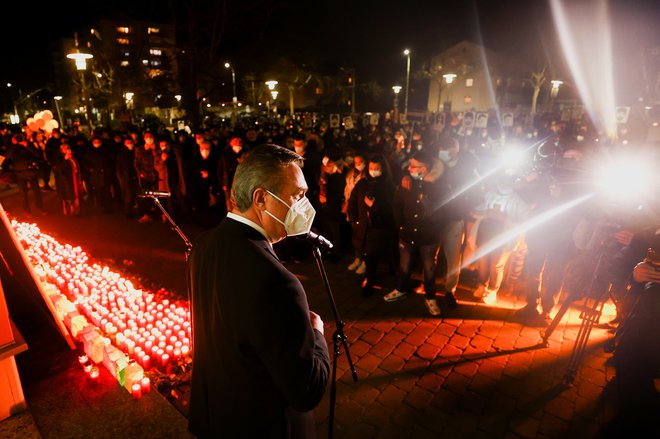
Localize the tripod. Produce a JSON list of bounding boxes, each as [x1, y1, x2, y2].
[[310, 246, 358, 439], [541, 236, 617, 384]]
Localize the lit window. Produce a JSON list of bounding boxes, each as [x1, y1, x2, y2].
[[123, 51, 130, 57], [120, 61, 129, 67], [464, 96, 472, 104], [148, 27, 160, 34], [148, 69, 163, 78], [315, 87, 322, 95], [142, 60, 149, 65], [116, 27, 130, 34], [466, 78, 474, 87], [149, 49, 162, 56], [117, 38, 129, 45], [150, 60, 161, 66]]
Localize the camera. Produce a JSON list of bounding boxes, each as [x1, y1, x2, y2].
[[645, 248, 660, 272]]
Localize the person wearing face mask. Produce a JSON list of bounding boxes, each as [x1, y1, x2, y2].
[[54, 143, 84, 216], [217, 136, 245, 213], [343, 152, 368, 273], [292, 134, 322, 211], [188, 144, 329, 438], [115, 137, 139, 218], [317, 150, 346, 262], [471, 172, 530, 305], [82, 136, 112, 213], [385, 151, 443, 316], [134, 132, 160, 222], [428, 135, 482, 307], [154, 138, 191, 223], [188, 140, 221, 227], [347, 154, 396, 297]]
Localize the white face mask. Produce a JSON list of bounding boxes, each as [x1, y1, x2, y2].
[[369, 170, 382, 178], [438, 150, 452, 162], [294, 146, 305, 155], [232, 145, 242, 154], [411, 172, 424, 181], [355, 163, 366, 172], [200, 150, 210, 159], [264, 190, 316, 236]]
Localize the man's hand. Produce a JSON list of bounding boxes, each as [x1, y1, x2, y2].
[[364, 196, 374, 208], [200, 170, 209, 179], [632, 262, 660, 284], [309, 311, 324, 334]]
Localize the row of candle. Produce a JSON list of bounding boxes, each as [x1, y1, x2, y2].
[[11, 219, 192, 394]]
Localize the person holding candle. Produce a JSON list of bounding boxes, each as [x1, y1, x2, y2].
[[188, 144, 330, 438]]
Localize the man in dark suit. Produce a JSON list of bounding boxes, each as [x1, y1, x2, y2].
[[188, 144, 330, 438]]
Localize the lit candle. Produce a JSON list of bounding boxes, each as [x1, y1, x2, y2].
[[78, 354, 89, 365], [140, 377, 151, 394], [142, 355, 151, 369], [131, 383, 142, 399], [160, 353, 170, 368], [89, 366, 100, 379], [181, 345, 190, 356]]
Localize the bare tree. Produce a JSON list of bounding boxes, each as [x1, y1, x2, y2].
[[529, 66, 547, 122]]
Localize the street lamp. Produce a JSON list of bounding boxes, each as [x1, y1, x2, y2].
[[550, 79, 563, 98], [66, 32, 93, 127], [224, 62, 237, 105], [392, 85, 402, 124], [53, 96, 63, 125], [403, 49, 411, 115], [265, 80, 278, 91]]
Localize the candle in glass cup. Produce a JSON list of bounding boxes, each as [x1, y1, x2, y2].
[[140, 377, 151, 394], [131, 383, 142, 399]]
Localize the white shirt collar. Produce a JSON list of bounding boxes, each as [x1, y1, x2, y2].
[[227, 212, 271, 245]]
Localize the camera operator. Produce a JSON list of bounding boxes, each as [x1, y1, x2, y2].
[[603, 230, 660, 437]]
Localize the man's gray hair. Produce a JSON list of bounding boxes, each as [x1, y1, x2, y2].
[[231, 144, 303, 212]]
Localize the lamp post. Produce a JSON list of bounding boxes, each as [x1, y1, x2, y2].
[[442, 73, 457, 113], [392, 85, 402, 124], [403, 49, 411, 115], [224, 62, 237, 106], [66, 33, 93, 127], [550, 79, 563, 110], [265, 80, 278, 116], [53, 96, 63, 125]]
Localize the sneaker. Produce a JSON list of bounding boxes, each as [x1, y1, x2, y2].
[[425, 299, 442, 316], [383, 289, 407, 303], [482, 288, 497, 305], [355, 261, 366, 274], [138, 214, 152, 223], [473, 284, 486, 299], [347, 258, 361, 271]]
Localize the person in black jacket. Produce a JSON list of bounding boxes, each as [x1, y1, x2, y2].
[[115, 137, 139, 218], [347, 154, 396, 297], [385, 151, 442, 316], [7, 133, 44, 216], [188, 144, 329, 438]]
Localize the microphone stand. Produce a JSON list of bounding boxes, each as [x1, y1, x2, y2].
[[310, 245, 358, 439], [146, 195, 194, 348]]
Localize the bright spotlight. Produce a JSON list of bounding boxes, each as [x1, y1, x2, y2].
[[595, 157, 654, 200]]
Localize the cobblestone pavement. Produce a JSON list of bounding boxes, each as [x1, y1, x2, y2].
[[294, 259, 620, 439], [0, 188, 622, 438]]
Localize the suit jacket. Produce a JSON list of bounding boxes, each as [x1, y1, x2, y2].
[[188, 217, 330, 438]]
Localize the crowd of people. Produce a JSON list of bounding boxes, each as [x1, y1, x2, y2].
[[0, 110, 658, 433]]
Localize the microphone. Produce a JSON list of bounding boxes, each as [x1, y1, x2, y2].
[[299, 231, 334, 251], [137, 190, 171, 198]]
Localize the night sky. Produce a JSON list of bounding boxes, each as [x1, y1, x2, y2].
[[1, 0, 659, 106]]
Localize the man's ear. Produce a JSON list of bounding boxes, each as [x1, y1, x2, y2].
[[253, 188, 267, 210]]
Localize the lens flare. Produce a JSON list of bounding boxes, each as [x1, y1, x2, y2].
[[550, 0, 618, 139]]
